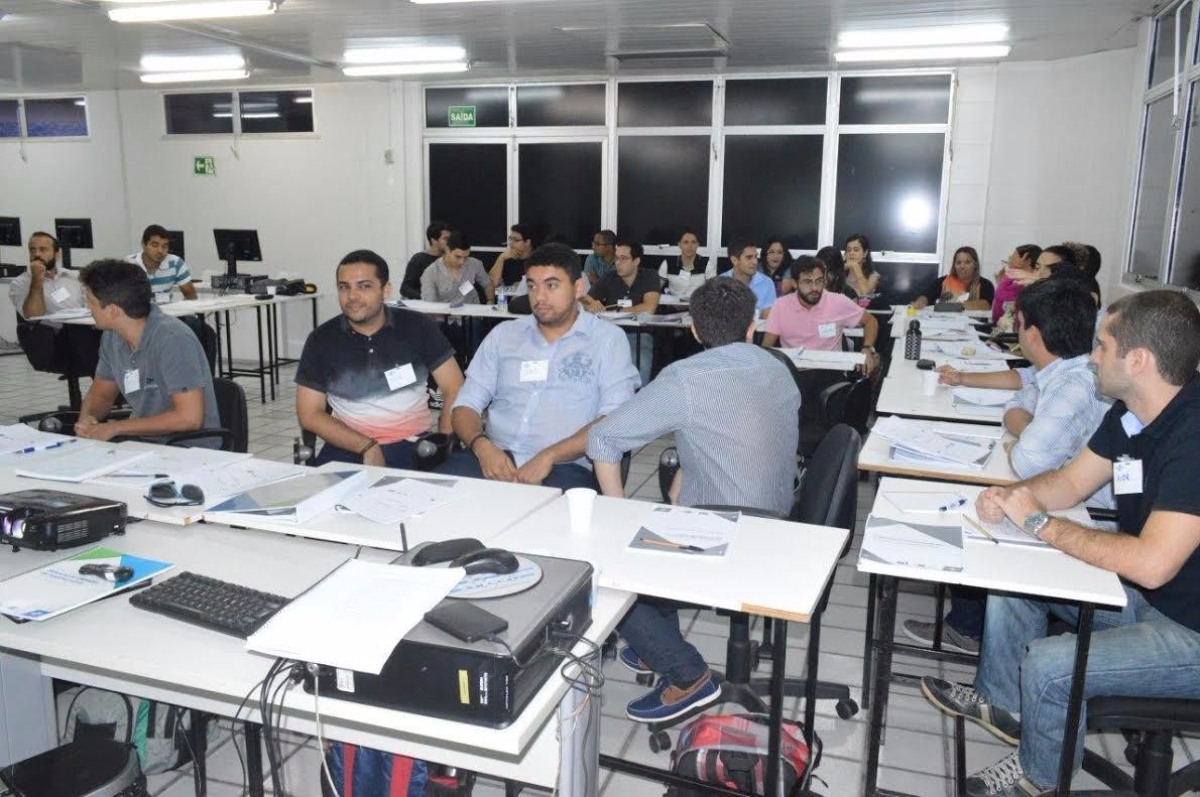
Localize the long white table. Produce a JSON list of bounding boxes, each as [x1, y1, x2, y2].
[[876, 358, 1014, 423], [858, 419, 1019, 486]]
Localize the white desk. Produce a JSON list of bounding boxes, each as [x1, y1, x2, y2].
[[203, 461, 561, 551], [858, 420, 1019, 486], [778, 347, 867, 372], [876, 359, 1013, 424]]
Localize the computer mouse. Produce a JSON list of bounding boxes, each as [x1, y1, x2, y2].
[[449, 548, 519, 576], [79, 563, 135, 583], [411, 538, 485, 566]]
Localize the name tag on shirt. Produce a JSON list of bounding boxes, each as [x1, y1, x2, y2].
[[123, 369, 141, 395], [385, 363, 417, 391], [51, 286, 70, 304], [154, 292, 171, 305], [520, 360, 549, 383], [458, 282, 474, 297], [1114, 457, 1143, 496], [617, 299, 632, 308], [818, 322, 838, 339]]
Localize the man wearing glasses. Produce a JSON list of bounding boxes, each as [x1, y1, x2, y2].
[[583, 229, 617, 282], [761, 254, 879, 374], [489, 223, 535, 291]]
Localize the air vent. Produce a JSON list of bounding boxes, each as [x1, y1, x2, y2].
[[558, 22, 729, 62]]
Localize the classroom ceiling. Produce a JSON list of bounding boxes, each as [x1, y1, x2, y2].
[[0, 0, 1158, 92]]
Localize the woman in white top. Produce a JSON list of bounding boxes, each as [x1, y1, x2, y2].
[[659, 229, 715, 298], [843, 233, 880, 300]]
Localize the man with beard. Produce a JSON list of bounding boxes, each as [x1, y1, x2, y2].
[[10, 232, 83, 320], [440, 242, 639, 490], [126, 224, 197, 300], [761, 255, 879, 375], [295, 249, 464, 468]]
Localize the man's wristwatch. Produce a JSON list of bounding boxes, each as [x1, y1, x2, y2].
[[1023, 511, 1051, 537], [862, 345, 875, 353]]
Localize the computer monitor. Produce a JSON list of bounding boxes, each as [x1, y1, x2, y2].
[[213, 229, 261, 277], [0, 217, 20, 248], [54, 218, 93, 269], [166, 230, 185, 261]]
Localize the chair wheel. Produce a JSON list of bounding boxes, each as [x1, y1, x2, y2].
[[636, 673, 655, 686], [836, 699, 858, 719], [649, 731, 672, 753]]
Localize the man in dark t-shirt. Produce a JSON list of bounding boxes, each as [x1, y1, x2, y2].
[[582, 241, 661, 385], [918, 290, 1200, 797], [399, 221, 452, 300], [296, 249, 464, 468]]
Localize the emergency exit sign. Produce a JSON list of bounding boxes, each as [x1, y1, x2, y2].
[[448, 105, 476, 127], [193, 156, 216, 176]]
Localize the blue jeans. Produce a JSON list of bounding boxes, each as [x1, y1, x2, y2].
[[975, 586, 1200, 789], [945, 585, 986, 638], [434, 449, 598, 491], [618, 599, 709, 687], [314, 439, 418, 470]]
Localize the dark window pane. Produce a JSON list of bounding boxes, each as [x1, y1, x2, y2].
[[1150, 11, 1178, 86], [724, 78, 827, 126], [0, 100, 18, 137], [425, 86, 508, 128], [834, 133, 946, 254], [722, 135, 822, 248], [165, 93, 234, 135], [1130, 97, 1175, 277], [519, 142, 602, 249], [617, 135, 709, 244], [1170, 88, 1200, 289], [429, 143, 508, 247], [618, 81, 712, 127], [839, 75, 951, 125], [517, 84, 606, 126], [24, 98, 88, 137], [239, 90, 313, 133]]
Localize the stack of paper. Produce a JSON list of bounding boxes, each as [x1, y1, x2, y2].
[[206, 469, 372, 524], [190, 458, 306, 504], [937, 341, 1010, 360], [942, 358, 1010, 373], [784, 349, 865, 367], [391, 299, 452, 313], [0, 546, 174, 622], [871, 416, 996, 470], [859, 515, 964, 572], [28, 308, 92, 322], [628, 505, 738, 557], [91, 447, 254, 488], [960, 503, 1094, 548], [15, 447, 151, 482], [951, 387, 1017, 419], [336, 476, 462, 525]]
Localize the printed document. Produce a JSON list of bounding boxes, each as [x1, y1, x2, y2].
[[0, 546, 173, 622], [337, 476, 461, 525], [628, 505, 738, 557], [860, 515, 964, 572], [15, 447, 151, 482], [92, 447, 254, 488], [0, 424, 80, 456]]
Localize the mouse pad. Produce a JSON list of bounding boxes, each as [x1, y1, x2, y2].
[[446, 555, 543, 599]]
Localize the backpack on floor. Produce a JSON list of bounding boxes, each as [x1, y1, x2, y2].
[[668, 713, 822, 797], [322, 742, 475, 797]]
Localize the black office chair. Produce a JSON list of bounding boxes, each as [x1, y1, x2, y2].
[[640, 424, 862, 752], [295, 424, 464, 473], [16, 318, 102, 411], [1078, 697, 1200, 797], [763, 347, 871, 461]]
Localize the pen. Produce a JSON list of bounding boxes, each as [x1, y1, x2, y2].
[[963, 514, 1000, 545], [109, 472, 170, 478], [938, 497, 968, 513], [639, 538, 705, 553]]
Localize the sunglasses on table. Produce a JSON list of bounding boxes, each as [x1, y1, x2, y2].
[[145, 481, 205, 508]]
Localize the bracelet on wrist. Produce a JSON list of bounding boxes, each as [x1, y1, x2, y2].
[[468, 434, 488, 454], [359, 439, 379, 457]]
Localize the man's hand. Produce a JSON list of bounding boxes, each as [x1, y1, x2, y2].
[[28, 260, 47, 282], [937, 366, 965, 386], [1007, 267, 1038, 287], [362, 445, 385, 468], [580, 296, 603, 314], [857, 351, 878, 376], [516, 450, 554, 485], [976, 487, 1009, 523], [994, 485, 1046, 528], [475, 440, 519, 482], [75, 420, 116, 442]]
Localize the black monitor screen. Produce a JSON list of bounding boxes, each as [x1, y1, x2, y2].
[[0, 217, 20, 248], [166, 230, 185, 260], [213, 229, 262, 263], [54, 218, 93, 249]]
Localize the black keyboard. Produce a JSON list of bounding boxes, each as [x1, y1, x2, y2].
[[130, 571, 290, 638]]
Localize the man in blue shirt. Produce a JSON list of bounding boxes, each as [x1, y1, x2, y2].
[[719, 236, 775, 318], [583, 229, 616, 282], [439, 243, 640, 490]]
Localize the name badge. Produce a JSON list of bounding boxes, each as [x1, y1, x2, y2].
[[520, 360, 549, 382], [266, 285, 277, 296], [51, 286, 70, 304], [617, 298, 632, 308], [818, 322, 838, 339], [458, 282, 474, 297], [385, 363, 417, 391], [1113, 457, 1143, 496], [123, 369, 141, 395], [154, 292, 171, 305]]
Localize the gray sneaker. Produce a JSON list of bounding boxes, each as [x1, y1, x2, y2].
[[902, 619, 981, 655], [965, 752, 1052, 797], [920, 677, 1021, 745]]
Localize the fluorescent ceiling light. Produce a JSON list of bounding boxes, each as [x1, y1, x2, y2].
[[835, 45, 1011, 63], [109, 1, 278, 23], [342, 62, 469, 77], [409, 0, 553, 4], [294, 95, 313, 103], [343, 46, 465, 64], [141, 54, 245, 72], [73, 99, 87, 106], [838, 23, 1008, 49], [139, 68, 250, 83]]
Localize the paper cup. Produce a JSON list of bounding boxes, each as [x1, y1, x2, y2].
[[922, 370, 940, 396], [565, 488, 597, 535]]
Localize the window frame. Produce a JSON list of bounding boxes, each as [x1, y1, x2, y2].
[[0, 94, 91, 142], [161, 87, 317, 138]]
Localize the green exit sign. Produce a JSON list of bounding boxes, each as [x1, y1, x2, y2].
[[193, 156, 216, 176], [448, 105, 476, 127]]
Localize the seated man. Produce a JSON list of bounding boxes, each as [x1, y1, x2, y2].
[[420, 232, 492, 305], [74, 260, 219, 446], [761, 255, 879, 375], [296, 250, 464, 468], [440, 242, 639, 490], [717, 237, 775, 318], [126, 224, 197, 300], [919, 289, 1200, 797], [488, 223, 534, 292], [904, 279, 1112, 655], [400, 220, 451, 300], [583, 229, 616, 282], [10, 231, 83, 320], [581, 241, 660, 386], [587, 278, 800, 722]]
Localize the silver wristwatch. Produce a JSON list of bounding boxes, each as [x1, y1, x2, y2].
[[1023, 511, 1050, 537]]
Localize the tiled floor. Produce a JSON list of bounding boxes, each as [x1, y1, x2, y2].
[[0, 354, 1193, 796]]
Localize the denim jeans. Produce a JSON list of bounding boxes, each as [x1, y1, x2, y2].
[[618, 599, 709, 687], [435, 449, 598, 491], [314, 439, 418, 470], [975, 586, 1200, 789], [945, 585, 987, 638]]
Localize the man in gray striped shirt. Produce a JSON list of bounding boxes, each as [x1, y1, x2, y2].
[[587, 278, 801, 723]]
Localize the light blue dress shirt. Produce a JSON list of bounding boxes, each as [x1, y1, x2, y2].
[[453, 307, 640, 467], [717, 270, 776, 312]]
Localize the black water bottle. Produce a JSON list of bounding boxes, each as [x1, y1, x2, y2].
[[904, 319, 922, 360]]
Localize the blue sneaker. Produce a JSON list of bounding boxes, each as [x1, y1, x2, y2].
[[618, 646, 654, 676], [626, 671, 721, 723]]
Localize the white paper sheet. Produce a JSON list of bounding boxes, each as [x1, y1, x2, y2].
[[191, 459, 306, 504], [15, 447, 151, 482], [337, 476, 461, 525], [951, 387, 1018, 406], [246, 560, 465, 674], [28, 308, 92, 322], [0, 424, 83, 456], [92, 447, 253, 488], [628, 505, 738, 557], [942, 358, 1011, 373], [880, 490, 970, 514], [860, 515, 964, 572]]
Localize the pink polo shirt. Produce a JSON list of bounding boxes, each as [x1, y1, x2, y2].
[[764, 290, 866, 350]]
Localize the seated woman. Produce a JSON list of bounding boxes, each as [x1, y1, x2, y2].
[[992, 243, 1042, 323], [658, 229, 712, 298], [816, 245, 852, 298], [1010, 244, 1102, 307], [913, 246, 994, 310], [758, 236, 795, 296], [843, 234, 879, 302]]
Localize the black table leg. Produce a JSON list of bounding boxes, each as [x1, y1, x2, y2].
[[863, 575, 898, 796], [863, 573, 878, 711], [269, 303, 280, 386], [244, 722, 265, 797], [1057, 603, 1095, 795], [766, 617, 788, 797], [223, 310, 234, 379], [803, 609, 821, 790], [189, 710, 208, 796], [254, 305, 267, 403]]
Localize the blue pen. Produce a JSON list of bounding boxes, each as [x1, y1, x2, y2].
[[938, 497, 968, 513]]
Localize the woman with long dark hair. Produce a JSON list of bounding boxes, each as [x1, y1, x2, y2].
[[914, 246, 994, 310], [758, 236, 795, 296], [843, 234, 879, 300]]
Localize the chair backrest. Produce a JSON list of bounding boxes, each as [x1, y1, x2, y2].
[[794, 424, 861, 537], [212, 378, 248, 453]]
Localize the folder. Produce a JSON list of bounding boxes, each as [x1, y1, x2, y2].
[[206, 469, 373, 524]]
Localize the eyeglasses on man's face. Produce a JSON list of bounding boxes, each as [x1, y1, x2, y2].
[[797, 277, 826, 288]]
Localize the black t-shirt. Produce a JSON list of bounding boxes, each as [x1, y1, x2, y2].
[[400, 252, 437, 300], [500, 257, 527, 288], [922, 275, 996, 305], [1087, 376, 1200, 631], [589, 268, 661, 307]]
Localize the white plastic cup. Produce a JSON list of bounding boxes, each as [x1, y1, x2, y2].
[[565, 488, 597, 535], [922, 370, 940, 396]]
